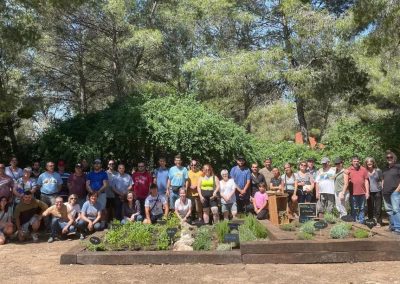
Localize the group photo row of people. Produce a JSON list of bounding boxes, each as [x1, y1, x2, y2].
[[0, 150, 399, 245]]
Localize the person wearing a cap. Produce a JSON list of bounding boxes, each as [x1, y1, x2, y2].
[[333, 157, 348, 217], [230, 156, 251, 213], [341, 156, 369, 224], [37, 161, 63, 206], [68, 163, 87, 207], [259, 158, 274, 188], [315, 157, 336, 218], [15, 167, 38, 204], [86, 159, 109, 212], [57, 160, 70, 202]]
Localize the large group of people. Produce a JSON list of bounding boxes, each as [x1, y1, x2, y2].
[[0, 150, 399, 245]]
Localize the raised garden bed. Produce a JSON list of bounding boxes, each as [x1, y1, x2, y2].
[[61, 215, 400, 265]]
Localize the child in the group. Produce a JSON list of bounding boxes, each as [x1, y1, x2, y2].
[[252, 182, 269, 220]]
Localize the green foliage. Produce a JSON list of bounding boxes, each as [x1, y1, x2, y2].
[[323, 213, 337, 224], [280, 223, 297, 231], [105, 222, 153, 250], [216, 243, 232, 251], [239, 225, 257, 242], [330, 222, 351, 239], [85, 241, 106, 252], [193, 226, 213, 251], [353, 228, 369, 239], [299, 221, 316, 235], [243, 215, 268, 239], [155, 226, 171, 250], [215, 220, 230, 243], [297, 232, 314, 240], [166, 214, 181, 228]]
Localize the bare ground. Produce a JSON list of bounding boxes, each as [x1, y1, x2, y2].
[[1, 238, 400, 284]]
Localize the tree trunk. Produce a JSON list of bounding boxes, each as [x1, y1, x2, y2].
[[6, 118, 19, 155], [78, 48, 88, 115], [281, 11, 309, 144]]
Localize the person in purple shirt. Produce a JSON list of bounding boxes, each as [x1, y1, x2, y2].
[[230, 156, 251, 213], [86, 159, 108, 211]]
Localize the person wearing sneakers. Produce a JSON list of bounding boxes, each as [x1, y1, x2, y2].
[[14, 191, 48, 242], [315, 157, 336, 218], [42, 196, 75, 243]]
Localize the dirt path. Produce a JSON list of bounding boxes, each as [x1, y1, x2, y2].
[[0, 239, 399, 284]]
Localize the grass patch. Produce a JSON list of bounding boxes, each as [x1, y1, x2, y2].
[[239, 225, 257, 242], [353, 228, 369, 239], [280, 223, 296, 231], [193, 226, 213, 251], [297, 232, 314, 240], [243, 215, 268, 238], [323, 212, 337, 224], [215, 220, 230, 243]]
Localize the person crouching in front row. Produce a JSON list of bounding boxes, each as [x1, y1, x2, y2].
[[143, 184, 169, 224]]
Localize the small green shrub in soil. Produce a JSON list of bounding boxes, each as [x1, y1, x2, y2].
[[193, 226, 213, 251], [299, 221, 316, 235], [330, 222, 350, 239], [216, 243, 232, 251], [353, 228, 369, 239], [215, 220, 230, 243], [243, 215, 268, 238], [105, 221, 153, 250], [323, 212, 337, 224], [280, 223, 296, 231], [297, 232, 314, 240], [239, 225, 257, 242], [166, 214, 181, 228], [155, 226, 170, 250]]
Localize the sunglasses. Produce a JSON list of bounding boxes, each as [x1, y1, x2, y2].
[[70, 198, 77, 200], [387, 156, 394, 159]]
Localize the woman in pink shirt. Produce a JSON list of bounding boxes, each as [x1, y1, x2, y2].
[[252, 182, 268, 220]]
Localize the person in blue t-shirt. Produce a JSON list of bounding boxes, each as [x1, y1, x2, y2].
[[153, 157, 169, 196], [167, 155, 188, 210], [37, 161, 63, 206], [86, 159, 108, 211], [77, 192, 104, 240], [230, 156, 251, 213]]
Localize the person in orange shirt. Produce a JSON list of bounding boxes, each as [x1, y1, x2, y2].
[[188, 160, 203, 222]]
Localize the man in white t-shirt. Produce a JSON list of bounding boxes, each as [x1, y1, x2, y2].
[[143, 184, 169, 224], [315, 157, 336, 217]]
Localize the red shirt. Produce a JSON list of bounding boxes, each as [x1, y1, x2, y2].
[[132, 172, 152, 199], [348, 166, 368, 196]]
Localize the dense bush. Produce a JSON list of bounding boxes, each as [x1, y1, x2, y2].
[[299, 221, 316, 235], [330, 222, 351, 239]]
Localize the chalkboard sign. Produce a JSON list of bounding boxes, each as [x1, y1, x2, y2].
[[89, 236, 101, 245], [167, 227, 178, 239], [365, 219, 376, 229], [341, 215, 354, 222], [223, 233, 239, 244], [314, 221, 328, 230], [299, 215, 312, 223], [298, 203, 317, 218], [157, 219, 167, 225], [228, 223, 239, 230]]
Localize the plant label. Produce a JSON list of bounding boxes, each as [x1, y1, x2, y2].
[[167, 227, 178, 239], [365, 219, 376, 229], [314, 221, 328, 230], [223, 233, 239, 244], [298, 203, 317, 218]]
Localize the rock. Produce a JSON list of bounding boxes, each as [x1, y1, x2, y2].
[[173, 242, 193, 251], [178, 234, 194, 246]]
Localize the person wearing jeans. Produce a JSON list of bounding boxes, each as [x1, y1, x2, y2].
[[341, 156, 369, 224], [167, 155, 188, 210], [382, 150, 400, 233], [365, 157, 383, 226]]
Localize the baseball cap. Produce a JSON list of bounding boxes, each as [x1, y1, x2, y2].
[[321, 157, 330, 164], [236, 155, 245, 161], [334, 157, 343, 164], [93, 159, 102, 164], [75, 163, 82, 168]]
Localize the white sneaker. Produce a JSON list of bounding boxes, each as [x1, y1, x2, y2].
[[32, 233, 39, 242]]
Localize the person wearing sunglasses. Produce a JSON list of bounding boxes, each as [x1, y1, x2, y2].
[[65, 194, 81, 224], [382, 150, 400, 234]]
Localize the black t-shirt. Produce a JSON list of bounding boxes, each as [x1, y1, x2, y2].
[[382, 164, 400, 195], [251, 173, 266, 197]]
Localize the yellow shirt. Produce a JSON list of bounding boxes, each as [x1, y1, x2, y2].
[[188, 170, 203, 197]]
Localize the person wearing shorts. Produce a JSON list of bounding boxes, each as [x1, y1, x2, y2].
[[219, 169, 237, 220], [14, 191, 48, 242], [315, 157, 336, 218], [281, 163, 299, 218], [198, 164, 220, 224]]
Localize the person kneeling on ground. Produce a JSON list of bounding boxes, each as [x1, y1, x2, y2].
[[121, 191, 143, 224], [251, 182, 269, 220], [14, 191, 48, 242], [143, 184, 169, 224], [77, 192, 104, 240], [174, 188, 192, 223], [42, 196, 76, 243], [0, 196, 14, 245]]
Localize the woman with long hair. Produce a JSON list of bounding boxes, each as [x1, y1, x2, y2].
[[0, 196, 14, 245], [198, 164, 220, 224], [281, 163, 298, 218], [365, 157, 383, 227]]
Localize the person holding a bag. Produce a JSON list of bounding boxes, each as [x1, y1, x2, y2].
[[198, 164, 220, 224], [167, 155, 188, 211]]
